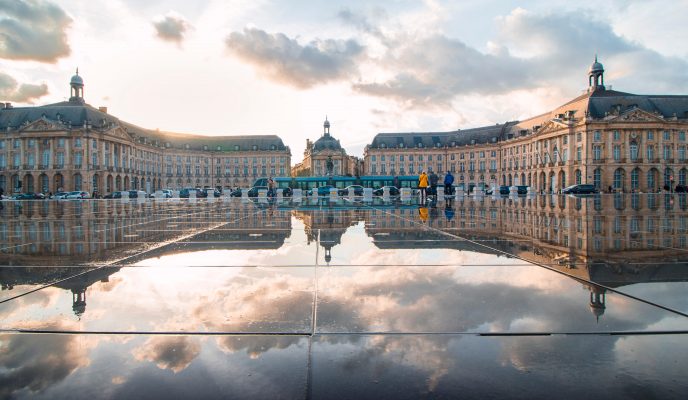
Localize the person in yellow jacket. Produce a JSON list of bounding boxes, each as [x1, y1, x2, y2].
[[418, 171, 429, 203]]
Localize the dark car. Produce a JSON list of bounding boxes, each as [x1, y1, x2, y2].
[[12, 192, 44, 200], [499, 185, 510, 195], [515, 185, 529, 195], [179, 188, 208, 198], [311, 186, 335, 196], [373, 186, 400, 196], [562, 184, 597, 194], [339, 185, 365, 196], [103, 191, 123, 199], [247, 186, 268, 197], [229, 188, 243, 197]]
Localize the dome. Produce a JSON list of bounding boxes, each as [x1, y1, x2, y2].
[[70, 70, 84, 86], [588, 57, 604, 73], [312, 135, 342, 152]]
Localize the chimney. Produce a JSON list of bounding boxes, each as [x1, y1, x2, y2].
[[99, 106, 108, 113], [4, 102, 12, 109]]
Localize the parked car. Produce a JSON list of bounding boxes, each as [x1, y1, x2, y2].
[[229, 188, 243, 197], [65, 191, 90, 199], [53, 191, 68, 199], [103, 191, 123, 199], [247, 186, 268, 197], [150, 189, 172, 198], [499, 186, 510, 195], [339, 185, 365, 196], [515, 185, 529, 195], [307, 186, 335, 196], [562, 184, 598, 194], [373, 186, 400, 196]]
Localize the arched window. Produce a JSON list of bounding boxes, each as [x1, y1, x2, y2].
[[647, 169, 657, 191], [613, 168, 624, 189], [664, 168, 674, 188], [575, 169, 582, 185], [631, 168, 640, 190], [74, 173, 82, 191], [679, 168, 687, 186]]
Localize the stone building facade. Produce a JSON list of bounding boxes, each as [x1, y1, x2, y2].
[[291, 118, 361, 177], [0, 72, 291, 194], [364, 58, 688, 193]]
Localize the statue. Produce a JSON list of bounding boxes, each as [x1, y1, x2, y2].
[[326, 156, 334, 176]]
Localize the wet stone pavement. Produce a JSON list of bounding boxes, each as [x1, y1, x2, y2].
[[1, 194, 687, 399]]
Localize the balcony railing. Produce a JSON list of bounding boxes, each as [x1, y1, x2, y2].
[[53, 164, 64, 170], [592, 159, 605, 164], [74, 164, 82, 170], [39, 164, 48, 170], [23, 164, 34, 170]]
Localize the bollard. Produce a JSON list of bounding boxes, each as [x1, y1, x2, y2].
[[292, 188, 303, 202], [312, 188, 319, 199], [258, 189, 268, 199], [276, 189, 283, 200], [329, 188, 338, 198], [363, 187, 373, 201], [400, 187, 412, 199]]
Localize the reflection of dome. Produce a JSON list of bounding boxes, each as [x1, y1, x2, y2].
[[588, 57, 604, 73], [312, 135, 343, 152], [589, 286, 606, 323]]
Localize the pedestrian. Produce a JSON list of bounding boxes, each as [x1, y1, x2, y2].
[[443, 171, 454, 196], [268, 177, 275, 197], [393, 176, 400, 189], [429, 169, 439, 199], [418, 205, 428, 223], [418, 171, 428, 203]]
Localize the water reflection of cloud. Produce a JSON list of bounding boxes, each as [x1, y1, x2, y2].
[[133, 336, 201, 373], [0, 320, 92, 399]]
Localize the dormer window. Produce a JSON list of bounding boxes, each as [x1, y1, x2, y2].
[[165, 142, 170, 148], [203, 145, 208, 151], [399, 142, 404, 148], [185, 144, 190, 150], [417, 143, 423, 148], [252, 145, 258, 150], [436, 142, 441, 148], [381, 143, 386, 149], [471, 139, 476, 145], [270, 144, 276, 150], [216, 145, 222, 151]]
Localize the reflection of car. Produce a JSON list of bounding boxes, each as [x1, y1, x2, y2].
[[562, 184, 597, 194], [126, 190, 148, 199], [65, 191, 90, 199], [499, 186, 510, 195], [179, 188, 208, 198], [307, 186, 335, 196], [339, 185, 365, 196], [229, 188, 243, 197], [373, 186, 400, 196], [53, 191, 68, 199], [12, 192, 45, 200], [103, 191, 123, 199]]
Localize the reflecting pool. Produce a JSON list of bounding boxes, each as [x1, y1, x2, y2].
[[1, 194, 687, 398]]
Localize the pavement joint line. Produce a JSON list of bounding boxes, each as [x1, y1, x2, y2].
[[1, 329, 687, 336], [347, 198, 688, 320]]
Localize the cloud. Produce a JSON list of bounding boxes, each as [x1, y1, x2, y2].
[[346, 6, 688, 108], [0, 0, 72, 62], [225, 27, 365, 88], [153, 12, 189, 44], [0, 71, 49, 103]]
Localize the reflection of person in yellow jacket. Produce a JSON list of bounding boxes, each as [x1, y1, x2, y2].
[[418, 171, 428, 203], [419, 206, 428, 222]]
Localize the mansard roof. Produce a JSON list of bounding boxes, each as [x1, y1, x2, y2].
[[0, 99, 289, 153], [370, 89, 688, 150]]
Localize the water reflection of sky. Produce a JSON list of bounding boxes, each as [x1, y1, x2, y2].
[[1, 197, 687, 398]]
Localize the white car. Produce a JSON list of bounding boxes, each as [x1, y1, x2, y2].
[[64, 191, 90, 199]]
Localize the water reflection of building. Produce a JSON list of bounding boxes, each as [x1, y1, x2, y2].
[[362, 194, 688, 321], [293, 207, 366, 264]]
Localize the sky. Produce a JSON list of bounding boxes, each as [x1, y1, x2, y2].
[[1, 0, 688, 158]]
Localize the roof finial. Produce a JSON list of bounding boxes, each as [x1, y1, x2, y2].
[[594, 54, 597, 62], [76, 67, 79, 75]]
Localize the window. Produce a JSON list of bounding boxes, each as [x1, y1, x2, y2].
[[576, 147, 582, 161], [647, 145, 655, 161], [679, 146, 686, 162], [663, 131, 671, 141], [0, 140, 4, 149], [631, 169, 639, 190], [663, 145, 672, 160], [647, 169, 656, 190], [680, 131, 686, 141], [613, 130, 620, 141], [613, 169, 624, 189], [42, 150, 50, 166], [575, 169, 582, 184], [593, 130, 601, 141], [92, 139, 97, 149], [629, 143, 639, 161], [647, 131, 654, 140], [593, 168, 602, 189], [576, 132, 581, 142], [593, 145, 601, 160], [613, 145, 621, 161], [13, 139, 20, 149]]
